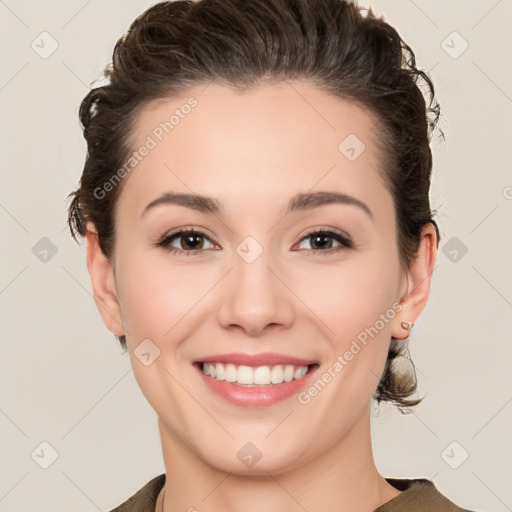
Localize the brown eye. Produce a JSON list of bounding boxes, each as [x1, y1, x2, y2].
[[157, 228, 216, 255], [297, 230, 353, 252], [174, 232, 206, 251]]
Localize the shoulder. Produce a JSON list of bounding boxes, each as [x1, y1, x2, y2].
[[105, 474, 483, 512], [375, 478, 481, 512], [108, 474, 166, 512]]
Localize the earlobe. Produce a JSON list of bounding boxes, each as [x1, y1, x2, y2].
[[85, 222, 125, 336], [392, 223, 438, 340]]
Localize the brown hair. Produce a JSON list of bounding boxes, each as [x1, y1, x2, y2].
[[67, 0, 441, 412]]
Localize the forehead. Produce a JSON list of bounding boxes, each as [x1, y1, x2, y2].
[[121, 80, 390, 216]]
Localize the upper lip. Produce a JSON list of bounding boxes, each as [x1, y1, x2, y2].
[[195, 352, 317, 367]]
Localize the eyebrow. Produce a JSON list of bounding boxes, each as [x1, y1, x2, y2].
[[141, 190, 373, 219]]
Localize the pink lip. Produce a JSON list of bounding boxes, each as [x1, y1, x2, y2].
[[193, 354, 319, 408], [195, 352, 317, 367]]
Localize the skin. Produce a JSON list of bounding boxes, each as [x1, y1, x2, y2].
[[85, 80, 437, 512]]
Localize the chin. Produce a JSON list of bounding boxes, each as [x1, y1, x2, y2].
[[198, 439, 308, 476]]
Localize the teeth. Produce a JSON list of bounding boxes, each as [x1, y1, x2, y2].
[[283, 365, 295, 382], [215, 363, 224, 381], [254, 365, 271, 385], [201, 362, 310, 386], [270, 365, 284, 384], [224, 363, 237, 382]]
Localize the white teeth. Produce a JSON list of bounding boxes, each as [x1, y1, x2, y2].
[[201, 362, 311, 386], [215, 363, 224, 381], [237, 365, 253, 385], [224, 363, 237, 382], [270, 365, 284, 384], [283, 364, 295, 382], [253, 365, 271, 385]]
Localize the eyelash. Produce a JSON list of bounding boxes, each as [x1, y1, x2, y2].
[[155, 226, 353, 256]]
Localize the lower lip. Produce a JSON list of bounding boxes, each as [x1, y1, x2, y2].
[[195, 364, 318, 407]]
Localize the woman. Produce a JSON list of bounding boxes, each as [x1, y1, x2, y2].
[[67, 0, 479, 510]]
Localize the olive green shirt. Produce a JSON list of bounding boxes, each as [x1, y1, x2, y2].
[[108, 474, 479, 511]]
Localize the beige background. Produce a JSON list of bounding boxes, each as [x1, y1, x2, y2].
[[1, 0, 511, 510]]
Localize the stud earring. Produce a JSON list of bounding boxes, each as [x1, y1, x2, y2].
[[401, 321, 414, 330]]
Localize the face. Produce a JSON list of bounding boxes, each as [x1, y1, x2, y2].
[[95, 80, 412, 474]]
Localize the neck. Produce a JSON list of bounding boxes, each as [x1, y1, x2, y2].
[[157, 407, 400, 512]]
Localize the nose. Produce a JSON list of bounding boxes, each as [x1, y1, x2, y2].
[[217, 247, 295, 336]]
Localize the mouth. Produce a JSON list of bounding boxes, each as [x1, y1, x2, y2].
[[194, 361, 319, 387], [192, 352, 320, 407]]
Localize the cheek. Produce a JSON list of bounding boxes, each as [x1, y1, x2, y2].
[[113, 253, 205, 419], [298, 255, 400, 404], [114, 251, 211, 346], [296, 254, 399, 338], [295, 261, 400, 412]]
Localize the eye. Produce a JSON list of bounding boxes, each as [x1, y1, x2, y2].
[[295, 229, 353, 253], [156, 227, 217, 255], [155, 227, 353, 256]]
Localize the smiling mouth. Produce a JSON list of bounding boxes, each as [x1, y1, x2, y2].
[[196, 362, 319, 387]]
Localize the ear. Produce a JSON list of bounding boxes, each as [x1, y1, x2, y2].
[[85, 222, 125, 336], [391, 222, 438, 340]]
